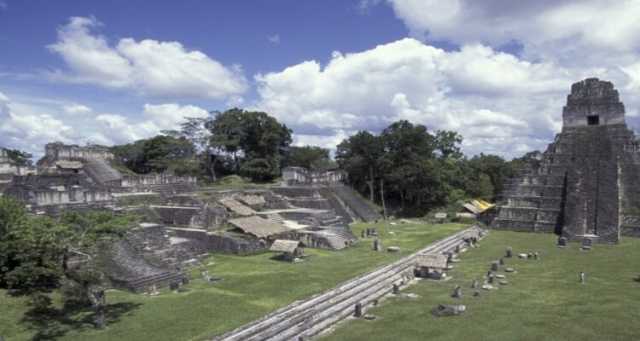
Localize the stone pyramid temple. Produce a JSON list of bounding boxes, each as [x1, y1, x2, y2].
[[492, 78, 640, 243]]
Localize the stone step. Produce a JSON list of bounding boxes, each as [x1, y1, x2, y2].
[[214, 226, 482, 341]]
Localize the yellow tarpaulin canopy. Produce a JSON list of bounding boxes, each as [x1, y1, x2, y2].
[[465, 199, 495, 214]]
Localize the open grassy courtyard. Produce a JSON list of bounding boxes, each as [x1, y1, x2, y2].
[[321, 230, 640, 341], [0, 221, 465, 341]]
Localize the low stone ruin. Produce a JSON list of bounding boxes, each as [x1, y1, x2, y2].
[[0, 148, 36, 196], [3, 143, 198, 213], [281, 166, 346, 185], [4, 174, 114, 214], [431, 304, 466, 317], [492, 78, 640, 243], [97, 225, 188, 293], [0, 145, 386, 292]]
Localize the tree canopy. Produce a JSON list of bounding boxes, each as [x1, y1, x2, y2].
[[0, 197, 137, 327], [208, 108, 292, 180], [4, 148, 33, 167], [283, 145, 335, 171], [111, 135, 196, 175], [337, 120, 515, 216], [106, 106, 526, 203]]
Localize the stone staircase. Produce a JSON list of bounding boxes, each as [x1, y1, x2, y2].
[[492, 153, 566, 233], [124, 271, 185, 293], [316, 187, 354, 224], [84, 159, 122, 186], [326, 185, 382, 222], [102, 239, 183, 293], [319, 227, 358, 250]]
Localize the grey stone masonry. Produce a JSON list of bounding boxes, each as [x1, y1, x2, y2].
[[492, 78, 640, 243], [563, 78, 625, 128]]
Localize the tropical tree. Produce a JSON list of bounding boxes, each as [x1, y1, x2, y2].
[[336, 131, 384, 202], [208, 108, 292, 181], [0, 198, 136, 328], [4, 148, 33, 167], [284, 145, 335, 171], [112, 135, 196, 175]]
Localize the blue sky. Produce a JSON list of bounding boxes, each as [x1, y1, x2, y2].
[[1, 0, 640, 158]]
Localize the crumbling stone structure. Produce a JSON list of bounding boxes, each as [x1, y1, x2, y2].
[[0, 148, 17, 175], [282, 166, 346, 185], [0, 148, 36, 178], [492, 78, 640, 243], [4, 174, 113, 211], [5, 143, 198, 212]]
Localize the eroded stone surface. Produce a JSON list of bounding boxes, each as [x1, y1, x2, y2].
[[492, 78, 640, 243]]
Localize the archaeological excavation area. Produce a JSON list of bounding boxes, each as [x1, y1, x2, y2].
[[1, 78, 640, 341]]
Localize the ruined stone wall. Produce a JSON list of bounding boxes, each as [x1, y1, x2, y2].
[[152, 206, 201, 226], [191, 204, 228, 229], [282, 166, 346, 185], [0, 148, 19, 175], [171, 228, 267, 255], [562, 78, 626, 128], [32, 188, 112, 206], [121, 174, 197, 187], [4, 174, 114, 209], [0, 162, 17, 175], [44, 143, 114, 161]]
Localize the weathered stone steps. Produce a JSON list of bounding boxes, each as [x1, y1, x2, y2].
[[213, 226, 482, 341]]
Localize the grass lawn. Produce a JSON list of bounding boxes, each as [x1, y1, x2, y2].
[[0, 221, 465, 341], [321, 230, 640, 341]]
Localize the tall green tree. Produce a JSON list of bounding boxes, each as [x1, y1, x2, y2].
[[0, 198, 136, 328], [465, 153, 511, 200], [112, 135, 196, 175], [337, 120, 474, 216], [336, 131, 384, 202], [434, 130, 463, 160], [379, 120, 438, 211], [208, 108, 292, 181], [284, 146, 335, 171]]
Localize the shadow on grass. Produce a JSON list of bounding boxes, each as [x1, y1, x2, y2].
[[20, 301, 142, 340]]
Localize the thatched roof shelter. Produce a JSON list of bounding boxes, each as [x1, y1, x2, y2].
[[219, 198, 257, 216], [269, 239, 301, 253], [416, 253, 448, 269], [228, 216, 289, 238], [238, 194, 266, 206]]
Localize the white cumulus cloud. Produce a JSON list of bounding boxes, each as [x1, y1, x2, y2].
[[386, 0, 640, 67], [92, 103, 210, 145], [0, 90, 211, 157], [63, 103, 92, 114], [255, 38, 581, 157], [142, 103, 209, 131], [48, 16, 248, 100], [0, 92, 75, 155]]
